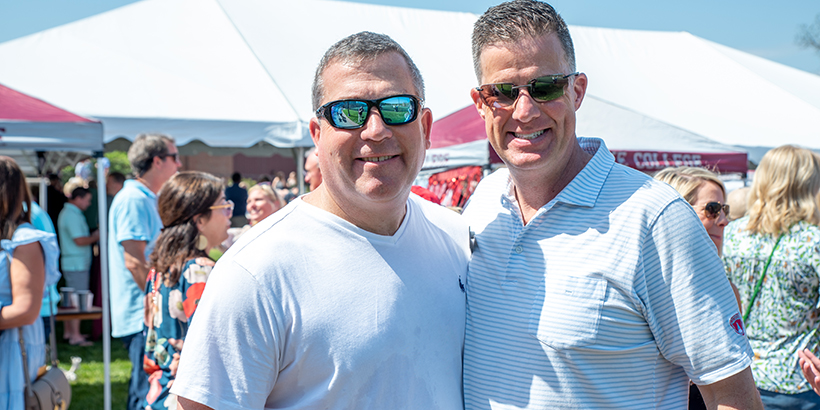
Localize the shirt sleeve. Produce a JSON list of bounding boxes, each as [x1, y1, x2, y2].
[[640, 198, 752, 385], [170, 258, 281, 410], [114, 197, 154, 244]]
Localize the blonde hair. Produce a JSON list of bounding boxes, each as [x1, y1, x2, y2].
[[248, 183, 285, 208], [654, 166, 726, 205], [746, 145, 820, 235]]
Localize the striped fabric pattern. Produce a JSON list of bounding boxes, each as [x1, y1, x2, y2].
[[462, 138, 753, 410]]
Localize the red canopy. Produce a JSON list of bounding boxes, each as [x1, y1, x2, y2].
[[428, 105, 747, 174], [0, 83, 95, 123], [0, 82, 103, 152]]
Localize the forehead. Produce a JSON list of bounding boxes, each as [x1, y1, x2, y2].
[[320, 52, 417, 103], [479, 33, 569, 84]]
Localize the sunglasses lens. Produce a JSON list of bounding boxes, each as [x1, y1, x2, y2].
[[378, 96, 417, 125], [329, 101, 369, 129], [704, 202, 729, 218], [530, 78, 567, 102]]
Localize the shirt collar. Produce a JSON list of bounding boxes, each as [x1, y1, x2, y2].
[[502, 137, 615, 209], [125, 178, 157, 199]]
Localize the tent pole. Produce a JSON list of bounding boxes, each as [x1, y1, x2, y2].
[[94, 151, 112, 410], [296, 147, 305, 195]]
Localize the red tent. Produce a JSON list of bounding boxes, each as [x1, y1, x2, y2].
[[0, 83, 103, 153], [424, 102, 748, 174]]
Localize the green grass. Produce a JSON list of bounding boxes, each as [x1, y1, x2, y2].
[[52, 322, 130, 409]]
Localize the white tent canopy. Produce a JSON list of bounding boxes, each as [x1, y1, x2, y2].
[[1, 0, 816, 164]]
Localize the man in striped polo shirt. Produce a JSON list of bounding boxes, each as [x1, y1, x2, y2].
[[461, 1, 762, 409]]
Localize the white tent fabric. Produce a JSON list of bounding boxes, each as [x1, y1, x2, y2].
[[572, 27, 820, 154], [2, 0, 815, 163]]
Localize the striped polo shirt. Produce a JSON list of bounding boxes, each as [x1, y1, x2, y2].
[[462, 137, 752, 410]]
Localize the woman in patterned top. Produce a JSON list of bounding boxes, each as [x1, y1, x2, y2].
[[142, 172, 231, 410], [723, 145, 820, 409]]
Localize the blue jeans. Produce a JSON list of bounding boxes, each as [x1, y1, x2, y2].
[[760, 389, 820, 410], [122, 331, 149, 410]]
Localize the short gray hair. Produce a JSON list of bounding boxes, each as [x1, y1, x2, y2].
[[311, 31, 424, 111], [472, 0, 576, 82], [128, 133, 175, 177]]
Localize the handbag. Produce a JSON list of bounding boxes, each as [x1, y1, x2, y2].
[[12, 247, 71, 410]]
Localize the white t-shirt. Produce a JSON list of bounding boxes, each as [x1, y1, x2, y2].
[[172, 195, 470, 410]]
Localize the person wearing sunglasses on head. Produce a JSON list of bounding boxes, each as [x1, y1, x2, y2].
[[460, 1, 761, 409], [171, 32, 470, 410], [722, 145, 820, 409], [139, 171, 230, 410]]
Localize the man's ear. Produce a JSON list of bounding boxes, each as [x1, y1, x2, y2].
[[470, 88, 488, 121], [420, 108, 433, 149], [308, 117, 322, 155], [572, 73, 588, 111]]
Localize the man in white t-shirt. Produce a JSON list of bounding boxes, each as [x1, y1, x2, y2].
[[461, 1, 763, 409], [172, 31, 470, 410]]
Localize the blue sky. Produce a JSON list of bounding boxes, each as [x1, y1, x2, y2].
[[1, 0, 819, 74]]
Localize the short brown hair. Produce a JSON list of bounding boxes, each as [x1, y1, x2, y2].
[[472, 0, 575, 81]]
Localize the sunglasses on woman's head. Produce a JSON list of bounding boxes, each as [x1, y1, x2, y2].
[[703, 202, 730, 219], [476, 72, 579, 107]]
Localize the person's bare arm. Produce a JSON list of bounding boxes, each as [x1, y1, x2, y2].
[[0, 242, 45, 330], [697, 367, 763, 410], [177, 396, 214, 410], [121, 240, 148, 291], [798, 349, 820, 396], [72, 230, 100, 247]]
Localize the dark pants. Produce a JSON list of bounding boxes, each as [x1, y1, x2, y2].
[[760, 389, 820, 410], [122, 331, 149, 410]]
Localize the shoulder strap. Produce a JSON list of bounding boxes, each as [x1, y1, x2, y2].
[[742, 234, 783, 324]]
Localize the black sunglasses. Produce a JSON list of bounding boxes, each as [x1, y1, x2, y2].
[[703, 202, 730, 219], [476, 72, 579, 107], [160, 152, 178, 162], [316, 94, 421, 130]]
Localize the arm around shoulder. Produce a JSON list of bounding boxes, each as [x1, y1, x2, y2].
[[697, 367, 763, 410]]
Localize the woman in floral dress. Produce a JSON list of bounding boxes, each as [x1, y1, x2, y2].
[[142, 172, 231, 410], [723, 145, 820, 409]]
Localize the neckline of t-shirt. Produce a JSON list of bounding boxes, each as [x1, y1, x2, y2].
[[294, 197, 411, 245]]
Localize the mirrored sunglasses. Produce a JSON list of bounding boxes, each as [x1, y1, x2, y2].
[[209, 199, 234, 217], [703, 202, 730, 219], [476, 72, 579, 107], [316, 94, 421, 130]]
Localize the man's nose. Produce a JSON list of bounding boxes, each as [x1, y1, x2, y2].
[[511, 89, 542, 123], [360, 109, 392, 142]]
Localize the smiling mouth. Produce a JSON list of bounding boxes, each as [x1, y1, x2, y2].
[[513, 130, 545, 140], [361, 155, 396, 162]]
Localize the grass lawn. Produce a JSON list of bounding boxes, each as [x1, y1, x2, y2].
[[52, 322, 131, 409]]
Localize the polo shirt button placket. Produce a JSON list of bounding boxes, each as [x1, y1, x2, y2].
[[514, 245, 523, 254]]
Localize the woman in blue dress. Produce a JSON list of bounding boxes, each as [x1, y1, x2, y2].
[[0, 156, 61, 410], [142, 172, 231, 410]]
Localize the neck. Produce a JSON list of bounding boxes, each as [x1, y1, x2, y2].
[[303, 186, 407, 236], [136, 173, 164, 194], [510, 144, 592, 225]]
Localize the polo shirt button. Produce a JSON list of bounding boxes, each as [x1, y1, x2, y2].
[[514, 245, 523, 254]]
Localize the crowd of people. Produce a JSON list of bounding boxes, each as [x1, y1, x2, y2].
[[1, 1, 820, 409]]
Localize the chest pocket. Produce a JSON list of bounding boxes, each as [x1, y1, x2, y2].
[[529, 275, 606, 350]]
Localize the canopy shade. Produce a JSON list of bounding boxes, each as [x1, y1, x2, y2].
[[0, 83, 103, 152], [0, 0, 817, 161]]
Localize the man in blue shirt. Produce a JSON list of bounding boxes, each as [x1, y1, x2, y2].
[[57, 187, 99, 346], [108, 133, 180, 410], [461, 1, 762, 409]]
